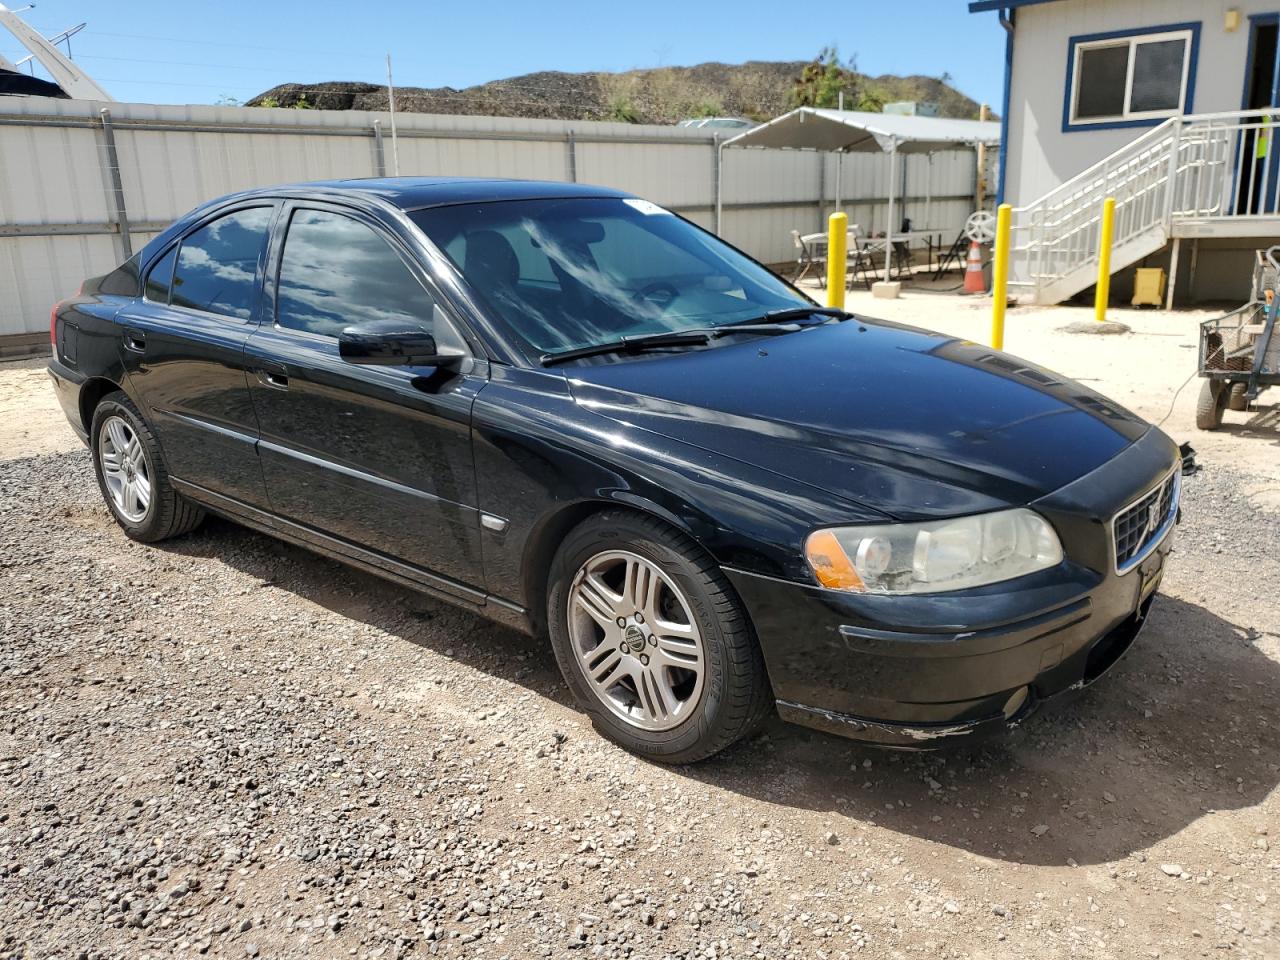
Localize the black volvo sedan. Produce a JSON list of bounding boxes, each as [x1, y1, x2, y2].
[[47, 178, 1180, 762]]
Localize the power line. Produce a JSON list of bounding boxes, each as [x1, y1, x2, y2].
[[85, 30, 385, 59], [43, 53, 312, 73]]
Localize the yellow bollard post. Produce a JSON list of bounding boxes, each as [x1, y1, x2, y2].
[[1095, 196, 1116, 322], [825, 212, 848, 310], [990, 203, 1011, 350]]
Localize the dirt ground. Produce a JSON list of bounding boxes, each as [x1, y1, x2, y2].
[[1, 294, 1278, 960]]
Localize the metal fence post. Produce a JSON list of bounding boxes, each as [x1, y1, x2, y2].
[[566, 130, 577, 183], [714, 137, 725, 236], [98, 108, 132, 259], [372, 120, 386, 177], [817, 150, 826, 232], [711, 133, 721, 233]]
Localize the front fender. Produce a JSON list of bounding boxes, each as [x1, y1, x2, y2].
[[470, 365, 884, 611]]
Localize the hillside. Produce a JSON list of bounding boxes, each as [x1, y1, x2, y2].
[[246, 60, 986, 124]]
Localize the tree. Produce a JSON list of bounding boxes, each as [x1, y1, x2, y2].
[[791, 47, 883, 112]]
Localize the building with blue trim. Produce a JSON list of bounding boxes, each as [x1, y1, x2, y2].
[[971, 0, 1280, 303]]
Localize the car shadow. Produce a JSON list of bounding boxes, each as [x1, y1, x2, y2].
[[161, 517, 1280, 869]]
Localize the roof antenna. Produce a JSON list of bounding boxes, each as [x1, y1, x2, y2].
[[386, 53, 401, 177]]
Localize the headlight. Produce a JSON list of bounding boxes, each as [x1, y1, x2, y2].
[[804, 509, 1063, 594]]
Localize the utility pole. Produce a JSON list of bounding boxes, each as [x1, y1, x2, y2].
[[976, 103, 990, 211], [386, 53, 401, 177]]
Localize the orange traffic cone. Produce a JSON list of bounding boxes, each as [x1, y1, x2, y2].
[[963, 240, 986, 294]]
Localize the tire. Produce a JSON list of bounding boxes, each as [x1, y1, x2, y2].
[[1195, 379, 1226, 430], [90, 392, 205, 542], [1227, 381, 1250, 412], [546, 510, 773, 763]]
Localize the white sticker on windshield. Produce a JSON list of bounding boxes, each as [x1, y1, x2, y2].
[[623, 198, 672, 216]]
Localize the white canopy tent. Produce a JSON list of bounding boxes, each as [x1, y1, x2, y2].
[[715, 108, 1001, 278]]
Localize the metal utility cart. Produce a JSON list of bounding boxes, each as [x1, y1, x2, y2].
[[1196, 247, 1280, 430]]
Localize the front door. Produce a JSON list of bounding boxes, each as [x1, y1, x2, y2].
[[244, 202, 487, 597], [117, 204, 277, 509], [1239, 15, 1280, 215]]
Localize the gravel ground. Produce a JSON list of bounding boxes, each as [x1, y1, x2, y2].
[[2, 305, 1280, 959]]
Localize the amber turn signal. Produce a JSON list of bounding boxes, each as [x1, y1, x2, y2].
[[804, 529, 864, 591]]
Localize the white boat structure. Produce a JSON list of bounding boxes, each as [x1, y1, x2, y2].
[[0, 3, 112, 100]]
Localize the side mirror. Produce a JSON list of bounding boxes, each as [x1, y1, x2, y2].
[[338, 319, 464, 368]]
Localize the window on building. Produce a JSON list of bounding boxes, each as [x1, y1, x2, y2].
[[1068, 27, 1196, 127]]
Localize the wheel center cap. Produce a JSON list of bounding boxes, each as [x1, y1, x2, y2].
[[623, 624, 647, 654]]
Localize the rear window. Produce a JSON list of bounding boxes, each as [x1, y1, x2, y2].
[[171, 207, 273, 319]]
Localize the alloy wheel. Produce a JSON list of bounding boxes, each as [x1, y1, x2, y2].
[[566, 549, 706, 732], [98, 415, 152, 522]]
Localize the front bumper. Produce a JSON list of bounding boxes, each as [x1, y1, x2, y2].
[[728, 428, 1180, 749]]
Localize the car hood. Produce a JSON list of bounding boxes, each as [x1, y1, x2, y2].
[[563, 318, 1150, 521]]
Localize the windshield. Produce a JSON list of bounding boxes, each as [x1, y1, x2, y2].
[[411, 197, 807, 356]]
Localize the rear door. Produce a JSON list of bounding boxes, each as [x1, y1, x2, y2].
[[243, 201, 487, 596], [116, 204, 277, 509]]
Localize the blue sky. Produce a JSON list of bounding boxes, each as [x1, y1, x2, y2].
[[2, 1, 1005, 110]]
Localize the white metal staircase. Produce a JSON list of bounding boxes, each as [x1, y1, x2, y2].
[[1009, 109, 1280, 304]]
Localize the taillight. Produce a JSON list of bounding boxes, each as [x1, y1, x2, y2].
[[50, 303, 58, 349]]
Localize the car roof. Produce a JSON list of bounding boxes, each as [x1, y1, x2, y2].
[[240, 176, 636, 211], [136, 177, 642, 269]]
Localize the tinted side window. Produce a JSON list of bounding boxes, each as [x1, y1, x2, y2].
[[276, 209, 434, 338], [144, 246, 177, 303], [171, 207, 272, 319]]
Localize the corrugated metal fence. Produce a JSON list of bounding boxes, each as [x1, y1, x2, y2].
[[0, 96, 981, 342]]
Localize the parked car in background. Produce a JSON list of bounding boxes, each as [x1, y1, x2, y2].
[[47, 178, 1180, 762]]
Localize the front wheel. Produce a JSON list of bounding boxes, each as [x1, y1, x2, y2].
[[90, 392, 204, 542], [546, 511, 772, 763]]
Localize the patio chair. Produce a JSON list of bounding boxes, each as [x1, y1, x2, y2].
[[790, 230, 826, 285], [846, 225, 878, 290], [932, 228, 969, 279]]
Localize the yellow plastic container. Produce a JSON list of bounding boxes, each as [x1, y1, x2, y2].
[[1132, 267, 1167, 307]]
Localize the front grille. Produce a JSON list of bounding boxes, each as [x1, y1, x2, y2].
[[1112, 469, 1179, 572]]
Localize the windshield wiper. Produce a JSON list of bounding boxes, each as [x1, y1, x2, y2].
[[756, 306, 853, 324], [540, 323, 799, 366]]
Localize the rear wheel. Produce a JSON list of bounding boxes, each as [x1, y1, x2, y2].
[[546, 511, 772, 763], [1195, 379, 1227, 430], [91, 393, 204, 542]]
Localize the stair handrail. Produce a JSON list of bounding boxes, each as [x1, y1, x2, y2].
[[1009, 108, 1270, 219]]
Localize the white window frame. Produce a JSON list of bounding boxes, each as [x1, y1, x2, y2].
[[1069, 29, 1194, 126]]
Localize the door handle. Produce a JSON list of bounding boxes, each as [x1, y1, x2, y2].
[[123, 328, 146, 353], [256, 361, 289, 390]]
